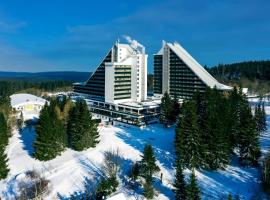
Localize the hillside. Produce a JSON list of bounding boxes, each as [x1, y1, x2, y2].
[[0, 71, 91, 82], [0, 99, 269, 199]]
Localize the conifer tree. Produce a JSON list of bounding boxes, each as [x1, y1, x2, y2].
[[140, 144, 160, 179], [228, 87, 241, 150], [0, 112, 9, 180], [175, 119, 186, 165], [186, 170, 201, 200], [238, 94, 261, 166], [33, 102, 66, 161], [0, 112, 8, 146], [175, 101, 202, 168], [169, 95, 181, 123], [0, 146, 9, 179], [261, 102, 267, 131], [160, 91, 173, 125], [67, 100, 99, 151], [255, 102, 267, 133], [203, 88, 230, 169], [143, 177, 154, 199], [173, 160, 187, 200]]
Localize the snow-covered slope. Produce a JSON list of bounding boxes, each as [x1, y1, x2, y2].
[[0, 105, 269, 199]]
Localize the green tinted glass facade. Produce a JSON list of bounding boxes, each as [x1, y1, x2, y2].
[[114, 65, 131, 100], [153, 49, 207, 99], [153, 55, 163, 94], [169, 50, 206, 99], [74, 50, 112, 99]]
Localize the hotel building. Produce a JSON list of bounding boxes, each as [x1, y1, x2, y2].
[[154, 41, 231, 99], [73, 38, 159, 126]]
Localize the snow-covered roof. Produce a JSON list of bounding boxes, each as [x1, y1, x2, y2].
[[10, 93, 47, 107], [156, 41, 232, 91]]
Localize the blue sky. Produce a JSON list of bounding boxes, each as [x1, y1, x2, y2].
[[0, 0, 269, 73]]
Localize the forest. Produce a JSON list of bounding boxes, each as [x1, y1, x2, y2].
[[207, 60, 270, 94]]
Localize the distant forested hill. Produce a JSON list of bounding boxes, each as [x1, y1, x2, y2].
[[208, 61, 270, 81], [0, 71, 91, 82], [207, 61, 270, 94]]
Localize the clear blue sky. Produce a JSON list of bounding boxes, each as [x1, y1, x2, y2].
[[0, 0, 269, 73]]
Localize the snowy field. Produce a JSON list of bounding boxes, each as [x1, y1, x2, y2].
[[0, 103, 270, 199]]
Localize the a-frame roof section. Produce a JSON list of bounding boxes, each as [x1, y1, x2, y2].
[[166, 42, 232, 90]]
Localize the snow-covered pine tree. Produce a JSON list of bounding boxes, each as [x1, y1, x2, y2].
[[0, 146, 9, 179], [175, 104, 187, 165], [228, 87, 241, 150], [67, 100, 99, 151], [186, 170, 201, 200], [239, 94, 261, 166], [173, 160, 187, 200], [143, 176, 154, 199], [177, 101, 202, 169], [203, 88, 230, 169], [33, 102, 66, 161], [140, 144, 160, 179]]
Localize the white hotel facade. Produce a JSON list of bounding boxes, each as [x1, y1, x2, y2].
[[73, 38, 231, 126], [73, 38, 159, 126]]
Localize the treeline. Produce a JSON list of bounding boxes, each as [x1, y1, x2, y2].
[[174, 87, 264, 170], [0, 112, 10, 179], [208, 61, 270, 81], [207, 61, 270, 94], [160, 87, 267, 199], [33, 97, 99, 161], [0, 82, 12, 180], [0, 80, 72, 99]]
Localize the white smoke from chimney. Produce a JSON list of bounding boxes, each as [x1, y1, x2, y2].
[[123, 35, 145, 53]]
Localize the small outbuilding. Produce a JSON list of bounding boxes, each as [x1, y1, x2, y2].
[[10, 93, 47, 119]]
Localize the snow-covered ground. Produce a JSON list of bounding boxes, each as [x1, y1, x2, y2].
[[0, 103, 270, 199]]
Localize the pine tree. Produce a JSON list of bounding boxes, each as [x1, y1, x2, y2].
[[173, 160, 187, 200], [255, 102, 267, 133], [140, 144, 160, 179], [33, 102, 66, 161], [203, 88, 230, 169], [143, 177, 154, 199], [160, 91, 173, 125], [186, 170, 201, 200], [175, 119, 186, 165], [67, 100, 99, 151], [228, 87, 241, 150], [0, 112, 8, 146], [0, 146, 9, 179], [261, 102, 267, 131], [169, 95, 181, 123], [0, 112, 9, 179], [238, 94, 261, 166], [175, 101, 202, 169]]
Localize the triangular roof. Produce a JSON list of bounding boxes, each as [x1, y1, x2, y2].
[[156, 41, 232, 90]]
